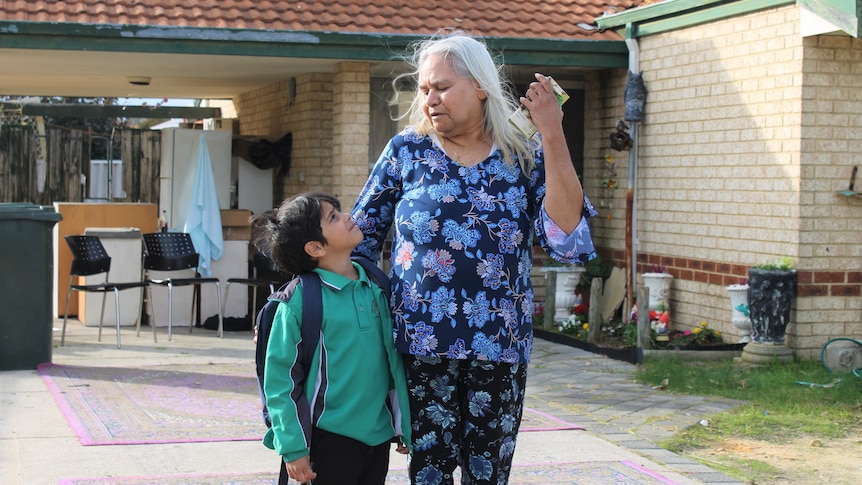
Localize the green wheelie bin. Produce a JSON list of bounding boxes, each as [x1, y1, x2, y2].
[[0, 203, 62, 370]]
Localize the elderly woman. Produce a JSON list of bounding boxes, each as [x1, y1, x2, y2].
[[352, 30, 597, 484]]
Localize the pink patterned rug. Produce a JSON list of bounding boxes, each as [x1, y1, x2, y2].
[[39, 362, 582, 446], [38, 362, 263, 446], [58, 461, 680, 484]]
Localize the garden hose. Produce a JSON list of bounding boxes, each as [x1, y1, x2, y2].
[[819, 337, 862, 378]]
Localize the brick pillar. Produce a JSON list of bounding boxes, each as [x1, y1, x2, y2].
[[331, 62, 371, 205]]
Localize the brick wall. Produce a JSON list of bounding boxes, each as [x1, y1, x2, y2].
[[583, 68, 629, 249], [234, 64, 373, 210]]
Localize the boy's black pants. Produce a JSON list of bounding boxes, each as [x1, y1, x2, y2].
[[278, 427, 391, 485]]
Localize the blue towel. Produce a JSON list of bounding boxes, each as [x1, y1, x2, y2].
[[184, 135, 224, 277]]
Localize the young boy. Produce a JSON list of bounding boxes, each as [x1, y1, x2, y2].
[[253, 192, 410, 485]]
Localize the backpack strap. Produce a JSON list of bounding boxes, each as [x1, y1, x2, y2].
[[254, 279, 297, 389], [352, 256, 390, 297], [297, 272, 322, 374]]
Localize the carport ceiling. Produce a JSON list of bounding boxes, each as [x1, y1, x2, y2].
[[0, 47, 596, 101], [0, 48, 368, 100]]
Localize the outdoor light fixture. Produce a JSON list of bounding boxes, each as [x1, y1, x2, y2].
[[127, 76, 151, 86]]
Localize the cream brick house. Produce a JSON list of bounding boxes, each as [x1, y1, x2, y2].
[[2, 0, 860, 358], [594, 0, 862, 358]]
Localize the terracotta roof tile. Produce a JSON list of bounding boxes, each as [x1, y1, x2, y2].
[[1, 1, 644, 40]]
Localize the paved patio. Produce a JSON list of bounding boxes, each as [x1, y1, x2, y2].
[[0, 319, 746, 484]]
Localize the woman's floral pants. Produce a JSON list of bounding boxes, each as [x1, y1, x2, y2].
[[404, 355, 527, 485]]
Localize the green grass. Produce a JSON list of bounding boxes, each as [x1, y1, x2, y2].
[[635, 356, 862, 482]]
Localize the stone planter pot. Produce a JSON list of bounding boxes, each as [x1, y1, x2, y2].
[[741, 268, 797, 364], [726, 284, 751, 343], [539, 266, 585, 324], [641, 272, 672, 312]]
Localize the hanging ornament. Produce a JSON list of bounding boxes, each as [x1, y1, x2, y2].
[[609, 120, 633, 152]]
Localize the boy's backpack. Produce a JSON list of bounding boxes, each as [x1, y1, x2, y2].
[[254, 256, 390, 428]]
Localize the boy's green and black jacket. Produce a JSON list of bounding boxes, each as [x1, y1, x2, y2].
[[262, 261, 411, 463]]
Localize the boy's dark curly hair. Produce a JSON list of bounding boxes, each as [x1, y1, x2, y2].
[[250, 192, 341, 275]]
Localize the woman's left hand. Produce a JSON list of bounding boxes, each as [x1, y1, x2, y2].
[[520, 73, 564, 136]]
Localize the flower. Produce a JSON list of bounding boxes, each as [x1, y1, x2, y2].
[[559, 314, 589, 340], [533, 302, 545, 327], [579, 323, 589, 339], [667, 321, 723, 348], [559, 301, 592, 340], [558, 300, 650, 348], [533, 302, 544, 317]]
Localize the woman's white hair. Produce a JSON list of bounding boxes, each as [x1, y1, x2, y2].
[[392, 30, 538, 173]]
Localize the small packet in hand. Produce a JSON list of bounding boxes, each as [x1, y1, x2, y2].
[[508, 77, 570, 139]]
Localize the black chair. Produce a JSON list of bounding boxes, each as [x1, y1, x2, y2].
[[61, 235, 149, 349], [140, 232, 224, 341], [223, 252, 289, 324]]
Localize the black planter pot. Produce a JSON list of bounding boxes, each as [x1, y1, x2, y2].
[[747, 268, 797, 344]]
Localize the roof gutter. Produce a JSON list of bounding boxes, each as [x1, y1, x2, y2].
[[0, 20, 629, 69], [596, 0, 795, 38]]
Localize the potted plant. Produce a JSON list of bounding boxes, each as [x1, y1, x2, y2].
[[741, 257, 796, 364], [641, 264, 672, 312]]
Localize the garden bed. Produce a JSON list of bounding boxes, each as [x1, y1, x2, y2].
[[534, 328, 640, 364], [533, 328, 745, 364]]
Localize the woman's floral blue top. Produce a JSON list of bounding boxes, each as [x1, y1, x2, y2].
[[352, 127, 597, 364]]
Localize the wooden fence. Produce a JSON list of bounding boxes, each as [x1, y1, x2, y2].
[[0, 125, 161, 205]]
